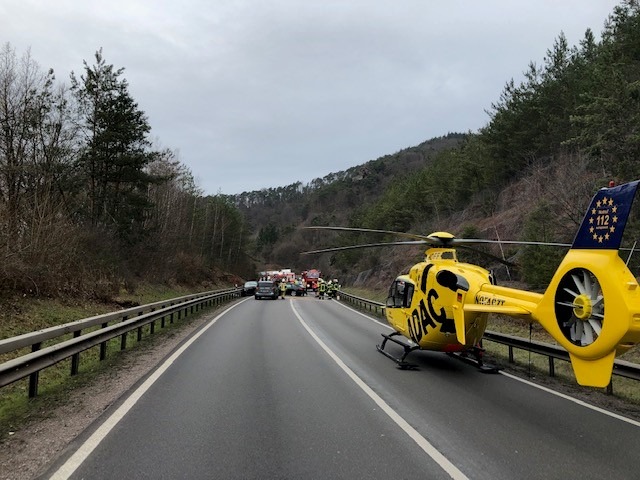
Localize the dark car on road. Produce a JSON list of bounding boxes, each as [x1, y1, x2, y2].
[[241, 280, 258, 296], [254, 280, 279, 300], [286, 283, 307, 296]]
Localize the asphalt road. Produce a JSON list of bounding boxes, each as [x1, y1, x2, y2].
[[43, 296, 640, 479]]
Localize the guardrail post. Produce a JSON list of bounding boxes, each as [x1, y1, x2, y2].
[[28, 342, 42, 398], [606, 380, 613, 395], [508, 346, 514, 363], [137, 311, 143, 341], [548, 357, 555, 377], [121, 315, 128, 350], [71, 330, 81, 375], [100, 322, 108, 360], [150, 308, 155, 334]]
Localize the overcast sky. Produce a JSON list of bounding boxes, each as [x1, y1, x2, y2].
[[2, 1, 622, 195]]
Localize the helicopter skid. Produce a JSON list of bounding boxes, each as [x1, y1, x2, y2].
[[447, 350, 500, 374], [376, 332, 420, 369]]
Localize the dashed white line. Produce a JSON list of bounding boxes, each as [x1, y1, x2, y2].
[[500, 371, 640, 427]]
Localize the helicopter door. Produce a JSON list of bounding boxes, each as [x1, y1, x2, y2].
[[386, 279, 414, 308]]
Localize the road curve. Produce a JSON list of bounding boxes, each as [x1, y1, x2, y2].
[[42, 296, 640, 479]]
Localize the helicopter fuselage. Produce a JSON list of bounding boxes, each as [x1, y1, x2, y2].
[[385, 248, 492, 352]]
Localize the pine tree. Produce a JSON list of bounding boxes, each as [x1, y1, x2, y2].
[[71, 49, 156, 240]]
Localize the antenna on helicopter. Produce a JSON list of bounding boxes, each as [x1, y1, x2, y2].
[[626, 240, 637, 267], [493, 226, 511, 281]]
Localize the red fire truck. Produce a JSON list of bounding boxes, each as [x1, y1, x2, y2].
[[302, 269, 321, 292]]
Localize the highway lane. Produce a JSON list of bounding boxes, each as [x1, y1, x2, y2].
[[295, 298, 640, 479], [43, 296, 640, 479]]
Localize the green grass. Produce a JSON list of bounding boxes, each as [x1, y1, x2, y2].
[[0, 283, 223, 436], [342, 286, 387, 304]]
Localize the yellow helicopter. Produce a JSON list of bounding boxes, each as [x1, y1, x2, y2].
[[303, 179, 640, 388]]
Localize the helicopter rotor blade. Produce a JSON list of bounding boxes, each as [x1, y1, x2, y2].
[[450, 238, 572, 248], [303, 226, 573, 249], [303, 226, 436, 243], [454, 244, 516, 267], [302, 238, 515, 266], [302, 240, 428, 255]]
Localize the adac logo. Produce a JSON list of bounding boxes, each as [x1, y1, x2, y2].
[[573, 180, 639, 250]]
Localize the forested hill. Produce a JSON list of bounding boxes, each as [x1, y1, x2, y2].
[[235, 1, 640, 288], [228, 133, 465, 258]]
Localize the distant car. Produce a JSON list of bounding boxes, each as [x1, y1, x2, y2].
[[254, 280, 278, 300], [241, 280, 258, 296], [286, 283, 307, 296]]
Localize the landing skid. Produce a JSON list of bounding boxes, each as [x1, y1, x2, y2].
[[376, 332, 420, 369], [447, 348, 501, 374]]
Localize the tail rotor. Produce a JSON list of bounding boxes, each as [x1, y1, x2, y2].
[[555, 268, 604, 347]]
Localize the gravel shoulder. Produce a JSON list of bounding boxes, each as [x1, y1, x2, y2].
[[1, 302, 639, 479]]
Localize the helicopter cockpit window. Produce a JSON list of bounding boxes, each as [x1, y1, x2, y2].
[[441, 251, 455, 259], [386, 280, 414, 308]]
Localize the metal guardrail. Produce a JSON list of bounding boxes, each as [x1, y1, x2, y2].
[[337, 291, 385, 315], [0, 288, 240, 397], [337, 290, 640, 393]]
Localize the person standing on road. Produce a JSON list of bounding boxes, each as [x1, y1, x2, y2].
[[279, 280, 287, 299]]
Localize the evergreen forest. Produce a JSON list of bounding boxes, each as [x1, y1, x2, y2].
[[1, 1, 640, 301]]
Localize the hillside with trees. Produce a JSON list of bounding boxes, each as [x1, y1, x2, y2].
[[0, 47, 252, 301]]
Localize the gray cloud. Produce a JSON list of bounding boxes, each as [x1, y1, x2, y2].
[[2, 0, 619, 194]]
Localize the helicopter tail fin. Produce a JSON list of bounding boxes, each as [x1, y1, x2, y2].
[[568, 352, 617, 388], [534, 180, 640, 387]]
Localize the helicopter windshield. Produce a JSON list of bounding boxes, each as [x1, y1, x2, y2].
[[386, 279, 414, 308]]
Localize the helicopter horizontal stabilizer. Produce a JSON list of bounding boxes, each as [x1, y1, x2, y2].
[[464, 304, 532, 316], [568, 351, 616, 387]]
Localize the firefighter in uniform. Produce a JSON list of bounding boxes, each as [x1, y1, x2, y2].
[[279, 280, 286, 299], [317, 279, 326, 299]]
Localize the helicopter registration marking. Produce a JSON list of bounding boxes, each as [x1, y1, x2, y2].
[[475, 294, 505, 306]]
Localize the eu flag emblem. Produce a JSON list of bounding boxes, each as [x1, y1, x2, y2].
[[572, 180, 639, 249]]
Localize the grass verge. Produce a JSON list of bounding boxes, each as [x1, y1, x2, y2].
[[0, 283, 226, 438]]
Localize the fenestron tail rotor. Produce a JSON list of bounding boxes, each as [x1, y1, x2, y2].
[[555, 268, 604, 346]]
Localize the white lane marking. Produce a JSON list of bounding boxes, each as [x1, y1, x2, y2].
[[331, 298, 392, 329], [290, 302, 468, 480], [500, 371, 640, 427], [334, 298, 640, 427], [49, 300, 247, 480]]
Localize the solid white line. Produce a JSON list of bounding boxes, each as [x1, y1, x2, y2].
[[332, 298, 393, 329], [290, 301, 468, 480], [49, 300, 246, 480], [500, 371, 640, 427], [336, 298, 640, 427]]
